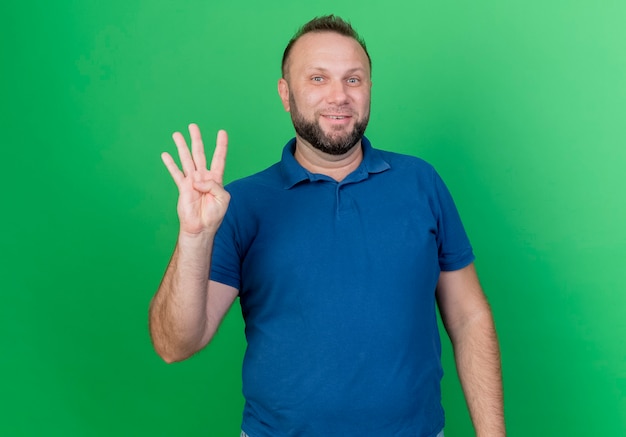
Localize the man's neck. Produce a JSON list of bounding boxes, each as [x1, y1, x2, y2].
[[293, 138, 364, 182]]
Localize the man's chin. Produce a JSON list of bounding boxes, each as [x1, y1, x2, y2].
[[322, 128, 359, 145], [292, 114, 367, 156], [314, 137, 361, 156]]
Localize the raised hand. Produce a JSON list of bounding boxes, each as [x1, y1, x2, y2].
[[161, 124, 231, 236]]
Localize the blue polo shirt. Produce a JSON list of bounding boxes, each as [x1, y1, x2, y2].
[[211, 137, 474, 437]]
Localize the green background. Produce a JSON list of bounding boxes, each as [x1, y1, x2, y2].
[[2, 1, 625, 435]]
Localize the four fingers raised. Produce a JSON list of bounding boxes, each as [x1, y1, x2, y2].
[[164, 124, 228, 185]]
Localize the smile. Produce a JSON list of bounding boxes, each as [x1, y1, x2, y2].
[[323, 115, 351, 120]]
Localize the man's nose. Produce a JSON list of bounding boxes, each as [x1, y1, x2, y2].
[[326, 81, 349, 104]]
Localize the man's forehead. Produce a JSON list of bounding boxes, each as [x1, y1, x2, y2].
[[293, 31, 362, 52], [287, 32, 370, 71]]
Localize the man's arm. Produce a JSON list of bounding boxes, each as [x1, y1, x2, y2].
[[149, 124, 237, 363], [436, 263, 506, 436], [150, 250, 238, 363]]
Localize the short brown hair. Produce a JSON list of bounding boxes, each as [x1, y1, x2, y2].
[[281, 15, 371, 78]]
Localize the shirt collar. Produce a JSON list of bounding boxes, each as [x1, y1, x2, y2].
[[279, 136, 391, 189]]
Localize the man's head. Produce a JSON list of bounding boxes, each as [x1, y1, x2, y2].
[[281, 15, 371, 80], [278, 15, 372, 156]]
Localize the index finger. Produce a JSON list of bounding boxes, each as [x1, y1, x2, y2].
[[209, 129, 228, 183]]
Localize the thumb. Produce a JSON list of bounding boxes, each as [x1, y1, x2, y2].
[[193, 178, 222, 192], [192, 180, 230, 204]]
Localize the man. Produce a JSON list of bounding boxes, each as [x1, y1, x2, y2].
[[150, 15, 505, 437]]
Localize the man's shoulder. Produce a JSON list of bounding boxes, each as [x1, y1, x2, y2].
[[225, 161, 283, 193], [373, 146, 436, 175]]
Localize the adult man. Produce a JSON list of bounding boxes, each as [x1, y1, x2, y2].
[[150, 15, 505, 437]]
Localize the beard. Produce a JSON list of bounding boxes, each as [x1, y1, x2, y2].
[[289, 94, 369, 156]]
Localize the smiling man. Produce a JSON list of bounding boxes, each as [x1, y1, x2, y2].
[[280, 30, 371, 160], [150, 15, 505, 437]]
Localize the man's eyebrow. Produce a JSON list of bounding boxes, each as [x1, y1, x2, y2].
[[344, 67, 367, 75]]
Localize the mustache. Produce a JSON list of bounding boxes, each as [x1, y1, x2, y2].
[[317, 107, 356, 115]]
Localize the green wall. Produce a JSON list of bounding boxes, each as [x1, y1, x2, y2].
[[2, 1, 625, 435]]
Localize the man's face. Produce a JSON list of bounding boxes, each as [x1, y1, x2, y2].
[[279, 32, 372, 155]]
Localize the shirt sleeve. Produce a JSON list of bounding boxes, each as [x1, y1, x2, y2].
[[209, 195, 242, 291], [432, 168, 475, 271]]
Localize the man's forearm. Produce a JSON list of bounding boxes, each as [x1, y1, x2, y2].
[[149, 232, 214, 363], [453, 309, 506, 436]]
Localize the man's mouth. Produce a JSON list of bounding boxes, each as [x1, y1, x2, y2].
[[323, 114, 352, 120]]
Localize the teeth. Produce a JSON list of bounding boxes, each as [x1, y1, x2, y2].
[[328, 116, 345, 119]]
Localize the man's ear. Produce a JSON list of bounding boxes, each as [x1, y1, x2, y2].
[[278, 78, 290, 112]]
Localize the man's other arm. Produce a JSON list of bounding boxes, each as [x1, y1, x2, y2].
[[436, 263, 506, 436]]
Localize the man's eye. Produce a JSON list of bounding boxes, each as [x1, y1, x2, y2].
[[312, 76, 324, 82], [347, 78, 360, 84]]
